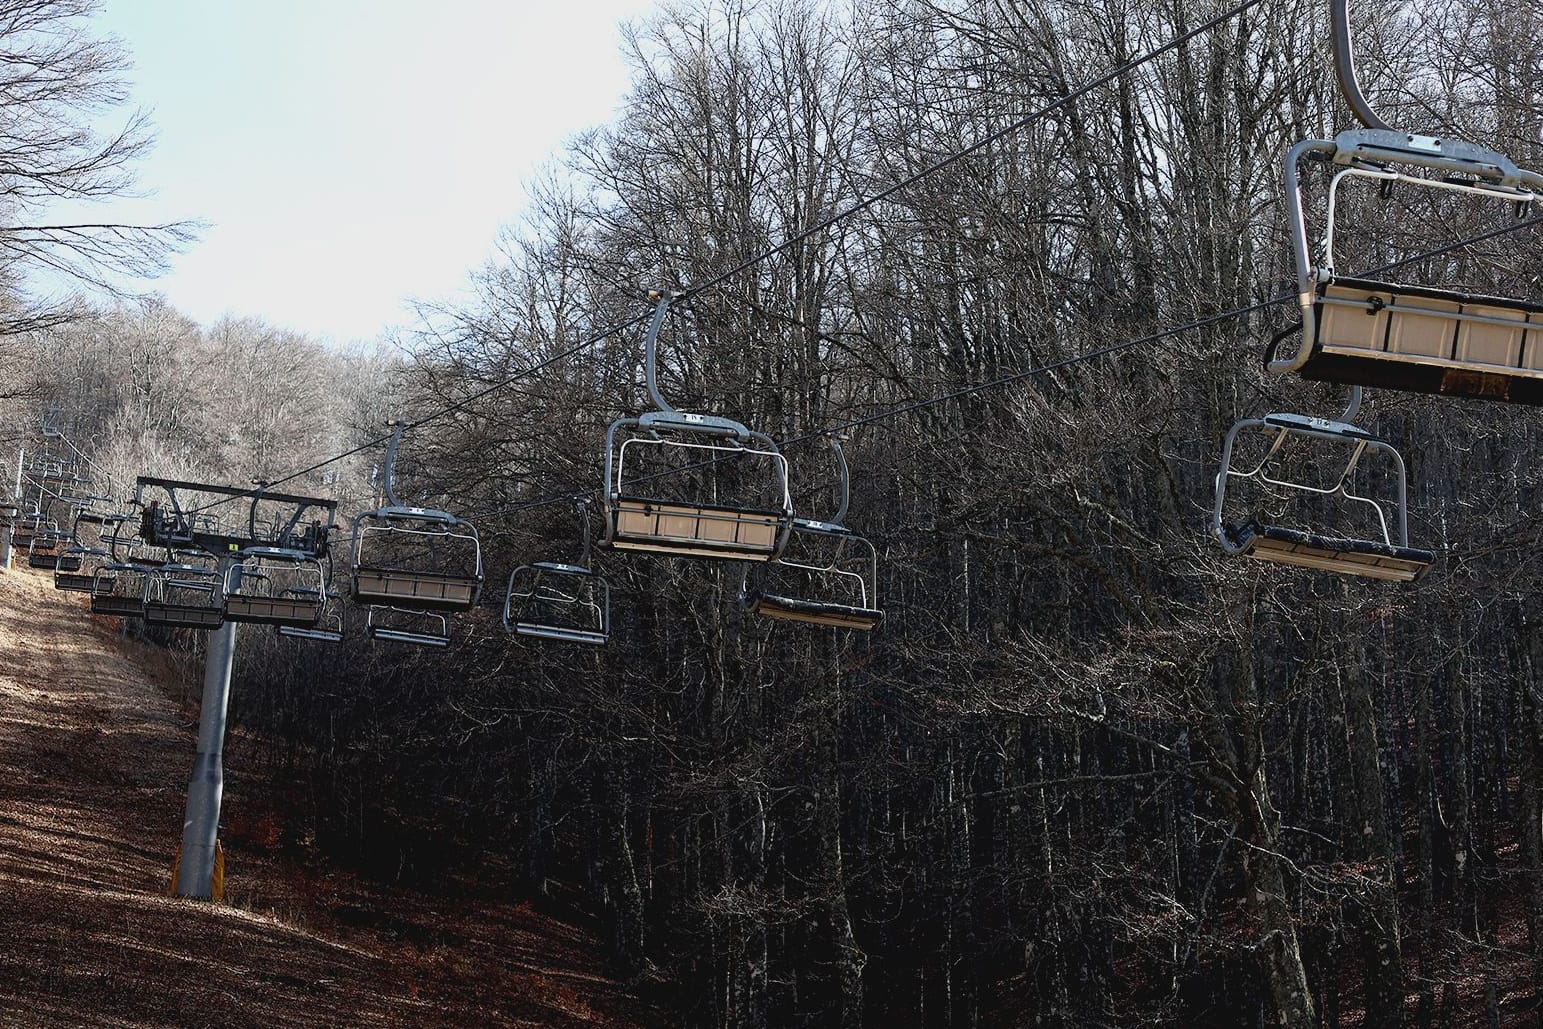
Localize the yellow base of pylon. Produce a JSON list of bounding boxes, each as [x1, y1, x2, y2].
[[168, 840, 225, 901]]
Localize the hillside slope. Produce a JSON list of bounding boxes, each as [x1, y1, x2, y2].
[[0, 564, 654, 1028]]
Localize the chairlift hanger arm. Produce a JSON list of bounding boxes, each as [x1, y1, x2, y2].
[[643, 290, 682, 416], [1330, 0, 1390, 132]]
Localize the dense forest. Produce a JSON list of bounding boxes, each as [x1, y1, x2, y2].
[[4, 0, 1543, 1025]]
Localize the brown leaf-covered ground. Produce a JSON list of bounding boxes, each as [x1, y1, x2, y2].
[[0, 563, 657, 1028]]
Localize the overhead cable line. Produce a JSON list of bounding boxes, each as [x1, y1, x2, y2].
[[503, 213, 1543, 515], [178, 0, 1269, 516]]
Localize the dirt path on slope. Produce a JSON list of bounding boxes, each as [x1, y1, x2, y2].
[[0, 564, 654, 1028]]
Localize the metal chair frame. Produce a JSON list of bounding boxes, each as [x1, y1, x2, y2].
[[351, 421, 484, 614], [504, 501, 610, 646], [1213, 389, 1432, 581], [1268, 0, 1543, 402], [223, 547, 326, 627], [142, 560, 225, 630], [601, 292, 793, 561], [277, 587, 345, 643], [741, 437, 882, 630]]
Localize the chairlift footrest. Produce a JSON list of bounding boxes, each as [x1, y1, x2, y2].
[[1230, 524, 1432, 582], [513, 622, 608, 646], [748, 592, 884, 630]]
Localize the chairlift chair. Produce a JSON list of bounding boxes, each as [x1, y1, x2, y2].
[[55, 544, 108, 591], [1213, 386, 1432, 581], [91, 565, 146, 615], [741, 437, 883, 629], [223, 547, 326, 627], [51, 510, 104, 584], [1269, 0, 1543, 403], [503, 501, 610, 645], [277, 586, 345, 643], [601, 292, 794, 561], [12, 513, 47, 552], [27, 527, 65, 569], [88, 517, 152, 615], [38, 404, 63, 439], [142, 555, 225, 629], [351, 422, 484, 614]]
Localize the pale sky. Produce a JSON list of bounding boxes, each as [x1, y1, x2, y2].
[[53, 0, 659, 342]]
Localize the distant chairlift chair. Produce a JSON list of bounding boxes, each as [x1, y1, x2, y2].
[[27, 526, 65, 569], [601, 292, 794, 561], [741, 437, 882, 630], [1213, 386, 1433, 581], [142, 552, 225, 629], [90, 517, 152, 616], [504, 501, 610, 646], [276, 586, 345, 643], [1268, 0, 1543, 403], [351, 421, 483, 648], [54, 510, 111, 590]]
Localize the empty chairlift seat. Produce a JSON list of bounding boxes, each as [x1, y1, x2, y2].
[[504, 562, 610, 645], [603, 418, 792, 560], [277, 587, 344, 643], [600, 292, 793, 561], [1272, 131, 1543, 403], [504, 502, 610, 646], [350, 420, 481, 648], [1213, 405, 1432, 582], [54, 545, 108, 592], [741, 438, 882, 630], [143, 559, 225, 629], [223, 548, 326, 628], [351, 507, 483, 611], [91, 562, 151, 617], [27, 529, 65, 569], [744, 520, 883, 629]]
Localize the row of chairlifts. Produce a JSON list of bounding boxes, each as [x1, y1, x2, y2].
[[77, 480, 341, 635], [1214, 0, 1542, 582], [21, 297, 880, 654]]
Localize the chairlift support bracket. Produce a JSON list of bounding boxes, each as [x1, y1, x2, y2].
[[135, 476, 337, 556]]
